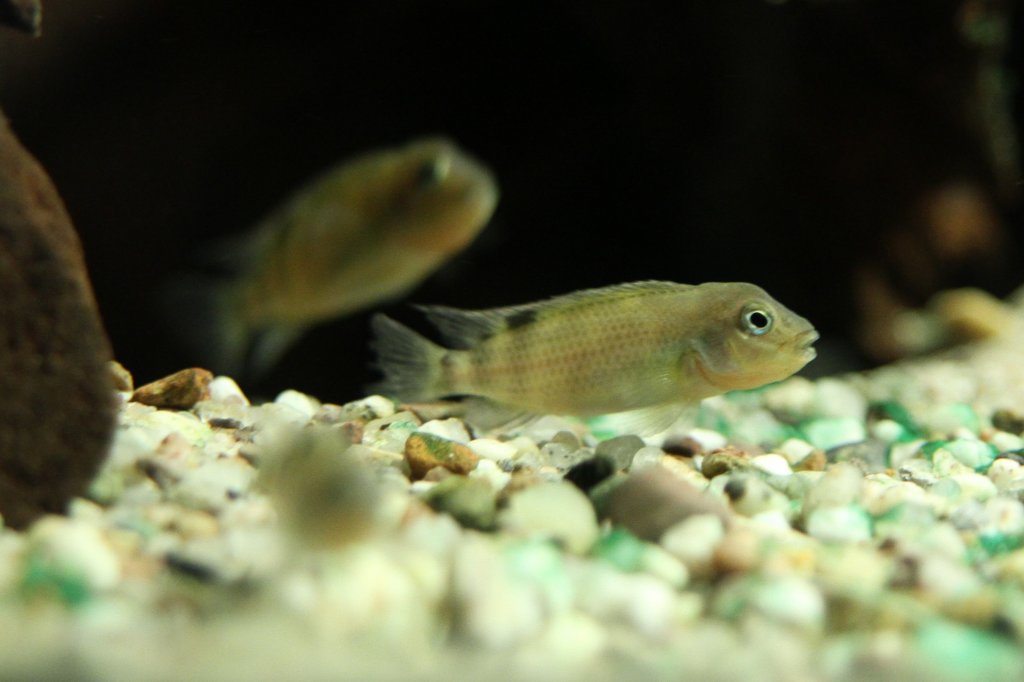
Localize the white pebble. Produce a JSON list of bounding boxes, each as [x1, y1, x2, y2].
[[988, 458, 1022, 489], [777, 438, 815, 465], [750, 454, 792, 476], [208, 376, 249, 405], [750, 509, 792, 531], [29, 517, 121, 591], [468, 438, 518, 462], [660, 514, 724, 577], [498, 482, 598, 554], [470, 458, 512, 491], [752, 577, 825, 630], [991, 431, 1024, 453], [630, 446, 664, 469], [274, 389, 321, 421], [870, 419, 905, 443], [638, 545, 689, 588], [684, 428, 727, 452], [418, 418, 472, 443], [805, 505, 872, 543], [949, 472, 997, 501]]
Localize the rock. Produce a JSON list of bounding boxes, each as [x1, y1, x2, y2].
[[827, 439, 888, 473], [498, 481, 599, 554], [207, 375, 249, 405], [404, 432, 480, 480], [0, 111, 116, 528], [595, 435, 645, 470], [750, 454, 792, 476], [273, 389, 321, 420], [563, 455, 617, 493], [131, 368, 214, 410], [108, 360, 134, 392], [993, 408, 1024, 436], [337, 394, 394, 422], [701, 447, 753, 478], [605, 465, 730, 541], [423, 475, 497, 531], [723, 475, 788, 517], [467, 438, 519, 462]]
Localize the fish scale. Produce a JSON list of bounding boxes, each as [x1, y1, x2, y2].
[[371, 280, 818, 431]]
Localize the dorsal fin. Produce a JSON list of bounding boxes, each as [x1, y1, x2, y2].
[[419, 281, 693, 348]]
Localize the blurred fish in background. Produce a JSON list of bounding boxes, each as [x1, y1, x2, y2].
[[0, 0, 1021, 401], [167, 137, 498, 379]]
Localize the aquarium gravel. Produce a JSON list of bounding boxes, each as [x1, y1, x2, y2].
[[5, 326, 1024, 681]]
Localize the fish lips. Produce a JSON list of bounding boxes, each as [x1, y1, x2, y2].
[[796, 329, 820, 361]]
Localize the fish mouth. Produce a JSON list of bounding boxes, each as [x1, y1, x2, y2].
[[796, 330, 819, 361]]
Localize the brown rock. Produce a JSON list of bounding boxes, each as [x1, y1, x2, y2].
[[404, 432, 479, 480], [0, 110, 116, 529], [131, 367, 214, 410], [605, 464, 731, 542], [793, 449, 827, 472], [108, 360, 134, 392], [700, 446, 753, 478]]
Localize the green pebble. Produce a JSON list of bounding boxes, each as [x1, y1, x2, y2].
[[916, 619, 1023, 680], [978, 533, 1024, 556], [941, 439, 998, 473], [20, 554, 91, 607], [423, 476, 496, 531], [920, 440, 947, 458], [870, 401, 924, 439], [592, 528, 647, 572], [800, 417, 867, 451]]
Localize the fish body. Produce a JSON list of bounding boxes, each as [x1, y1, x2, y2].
[[371, 281, 818, 429], [182, 137, 498, 376]]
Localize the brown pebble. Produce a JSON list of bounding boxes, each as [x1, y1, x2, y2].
[[793, 449, 827, 472], [131, 367, 214, 410], [661, 436, 704, 458], [108, 360, 134, 392], [605, 464, 731, 541], [404, 432, 480, 480], [993, 408, 1024, 436], [701, 446, 753, 478]]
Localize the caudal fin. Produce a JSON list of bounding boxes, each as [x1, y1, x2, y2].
[[160, 275, 250, 378], [369, 314, 448, 401]]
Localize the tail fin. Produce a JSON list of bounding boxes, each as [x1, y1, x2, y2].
[[369, 314, 449, 401], [160, 275, 250, 379]]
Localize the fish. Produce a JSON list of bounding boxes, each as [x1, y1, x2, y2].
[[173, 136, 499, 377], [370, 280, 818, 433]]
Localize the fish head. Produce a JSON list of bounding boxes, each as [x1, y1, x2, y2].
[[690, 283, 818, 391], [380, 137, 499, 253]]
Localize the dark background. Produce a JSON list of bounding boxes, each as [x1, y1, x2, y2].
[[0, 0, 1020, 403]]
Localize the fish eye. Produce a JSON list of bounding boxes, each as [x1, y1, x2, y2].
[[741, 308, 773, 335], [415, 155, 451, 188]]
